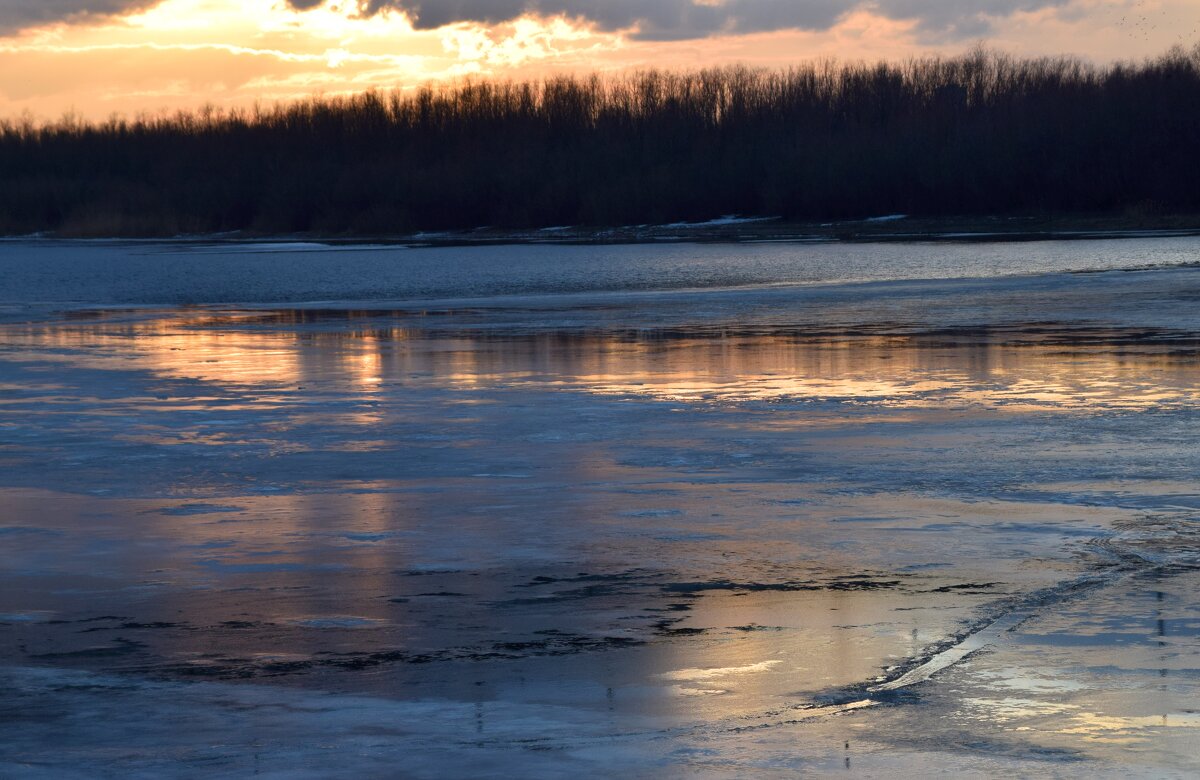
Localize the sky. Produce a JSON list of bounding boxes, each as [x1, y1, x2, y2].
[[1, 0, 1197, 120]]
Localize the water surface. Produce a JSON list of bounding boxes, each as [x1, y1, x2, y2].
[[2, 238, 1200, 777]]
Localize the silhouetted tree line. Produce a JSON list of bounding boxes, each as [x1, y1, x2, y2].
[[2, 46, 1199, 236]]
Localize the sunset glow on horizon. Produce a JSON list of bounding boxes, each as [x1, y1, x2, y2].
[[1, 0, 1198, 120]]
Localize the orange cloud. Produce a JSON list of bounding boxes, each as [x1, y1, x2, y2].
[[0, 0, 1195, 119]]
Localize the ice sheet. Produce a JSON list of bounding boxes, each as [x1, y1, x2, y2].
[[3, 239, 1200, 776]]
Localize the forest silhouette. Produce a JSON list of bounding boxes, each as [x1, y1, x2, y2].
[[2, 45, 1199, 237]]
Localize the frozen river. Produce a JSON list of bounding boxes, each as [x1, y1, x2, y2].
[[2, 237, 1200, 777]]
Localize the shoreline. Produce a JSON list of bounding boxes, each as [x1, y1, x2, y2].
[[7, 215, 1200, 248]]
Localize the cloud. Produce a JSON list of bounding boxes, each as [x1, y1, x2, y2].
[[0, 0, 1081, 41], [288, 0, 1075, 41], [872, 0, 1072, 40], [0, 0, 163, 35]]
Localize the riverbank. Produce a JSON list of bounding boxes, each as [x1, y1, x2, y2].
[[395, 213, 1200, 248], [12, 212, 1200, 247]]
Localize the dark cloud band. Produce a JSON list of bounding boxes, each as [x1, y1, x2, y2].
[[0, 0, 161, 35], [0, 0, 1073, 40], [386, 1, 848, 40], [299, 0, 1071, 40]]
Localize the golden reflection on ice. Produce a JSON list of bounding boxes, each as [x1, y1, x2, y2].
[[975, 704, 1200, 747], [3, 312, 307, 387], [2, 311, 1199, 415], [661, 659, 783, 682], [563, 335, 1200, 412], [640, 584, 971, 721], [1059, 712, 1200, 743]]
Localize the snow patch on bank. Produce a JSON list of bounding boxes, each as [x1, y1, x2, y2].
[[661, 215, 780, 229]]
